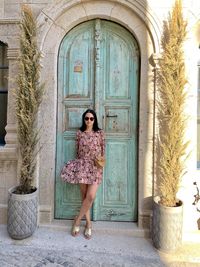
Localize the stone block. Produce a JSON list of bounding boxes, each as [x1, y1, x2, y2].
[[39, 209, 52, 224], [42, 0, 82, 20], [82, 0, 115, 19], [0, 23, 19, 38], [4, 3, 21, 18], [111, 3, 143, 30], [29, 3, 47, 17], [0, 187, 7, 205], [38, 80, 57, 145], [0, 205, 7, 224], [0, 159, 17, 206], [56, 4, 86, 32], [5, 0, 25, 3], [41, 23, 65, 53], [138, 213, 151, 231], [39, 205, 52, 224], [0, 1, 4, 19], [38, 143, 56, 206]]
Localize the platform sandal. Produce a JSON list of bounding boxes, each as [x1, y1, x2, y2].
[[84, 226, 92, 240], [71, 217, 80, 237]]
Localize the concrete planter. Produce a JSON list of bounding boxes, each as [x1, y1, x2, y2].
[[152, 196, 183, 252], [7, 186, 38, 240]]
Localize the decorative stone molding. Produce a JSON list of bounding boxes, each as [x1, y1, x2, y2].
[[37, 0, 162, 52], [0, 20, 20, 47], [149, 53, 161, 68], [0, 19, 19, 24], [7, 48, 19, 60], [4, 124, 17, 149], [0, 148, 17, 160]]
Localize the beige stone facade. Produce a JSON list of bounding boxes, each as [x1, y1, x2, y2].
[[0, 0, 200, 238]]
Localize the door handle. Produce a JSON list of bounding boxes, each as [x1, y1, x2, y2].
[[106, 209, 126, 217], [106, 114, 118, 118]]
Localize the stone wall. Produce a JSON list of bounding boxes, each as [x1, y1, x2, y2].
[[0, 0, 199, 233]]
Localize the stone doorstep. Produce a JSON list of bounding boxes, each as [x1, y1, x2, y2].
[[39, 220, 150, 238], [183, 230, 200, 243], [158, 243, 200, 266], [157, 231, 200, 266]]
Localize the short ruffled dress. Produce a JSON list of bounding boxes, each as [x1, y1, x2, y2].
[[61, 130, 105, 185]]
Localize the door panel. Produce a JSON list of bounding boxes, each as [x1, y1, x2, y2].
[[105, 107, 130, 134], [93, 21, 139, 221], [55, 21, 95, 219], [55, 19, 139, 221], [94, 139, 136, 221], [64, 28, 94, 98], [107, 36, 130, 99]]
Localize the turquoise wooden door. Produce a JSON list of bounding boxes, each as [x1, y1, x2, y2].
[[55, 19, 139, 221]]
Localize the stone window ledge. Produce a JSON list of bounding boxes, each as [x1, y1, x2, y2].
[[0, 147, 17, 160]]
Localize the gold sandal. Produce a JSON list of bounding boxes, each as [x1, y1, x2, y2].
[[84, 226, 92, 239], [71, 217, 80, 237]]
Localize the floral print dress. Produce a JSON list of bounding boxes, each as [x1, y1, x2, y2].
[[61, 130, 105, 185]]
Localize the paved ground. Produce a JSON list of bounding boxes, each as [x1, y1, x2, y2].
[[0, 222, 200, 267]]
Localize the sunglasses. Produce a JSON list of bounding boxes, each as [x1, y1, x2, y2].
[[85, 117, 94, 121]]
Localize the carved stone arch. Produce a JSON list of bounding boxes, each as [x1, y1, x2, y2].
[[37, 0, 160, 225], [38, 0, 162, 53], [37, 0, 161, 53]]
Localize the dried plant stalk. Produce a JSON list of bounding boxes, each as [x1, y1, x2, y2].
[[157, 0, 188, 207], [15, 5, 44, 194]]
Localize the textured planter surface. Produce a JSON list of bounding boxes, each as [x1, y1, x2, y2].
[[152, 196, 183, 252], [7, 186, 38, 240]]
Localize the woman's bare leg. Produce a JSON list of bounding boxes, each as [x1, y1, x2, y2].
[[79, 184, 91, 227], [75, 184, 99, 226]]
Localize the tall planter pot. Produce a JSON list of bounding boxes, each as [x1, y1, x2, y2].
[[152, 196, 183, 252], [7, 186, 38, 240]]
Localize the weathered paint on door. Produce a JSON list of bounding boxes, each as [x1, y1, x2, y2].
[[55, 19, 139, 221]]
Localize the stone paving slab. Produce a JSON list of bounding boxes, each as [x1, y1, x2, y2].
[[0, 244, 165, 267], [0, 224, 164, 267], [0, 225, 199, 267]]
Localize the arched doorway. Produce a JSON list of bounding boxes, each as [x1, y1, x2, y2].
[[55, 19, 140, 221]]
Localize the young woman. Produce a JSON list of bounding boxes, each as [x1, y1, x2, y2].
[[61, 109, 105, 239]]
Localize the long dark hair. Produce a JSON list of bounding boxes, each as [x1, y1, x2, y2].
[[80, 109, 101, 132]]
